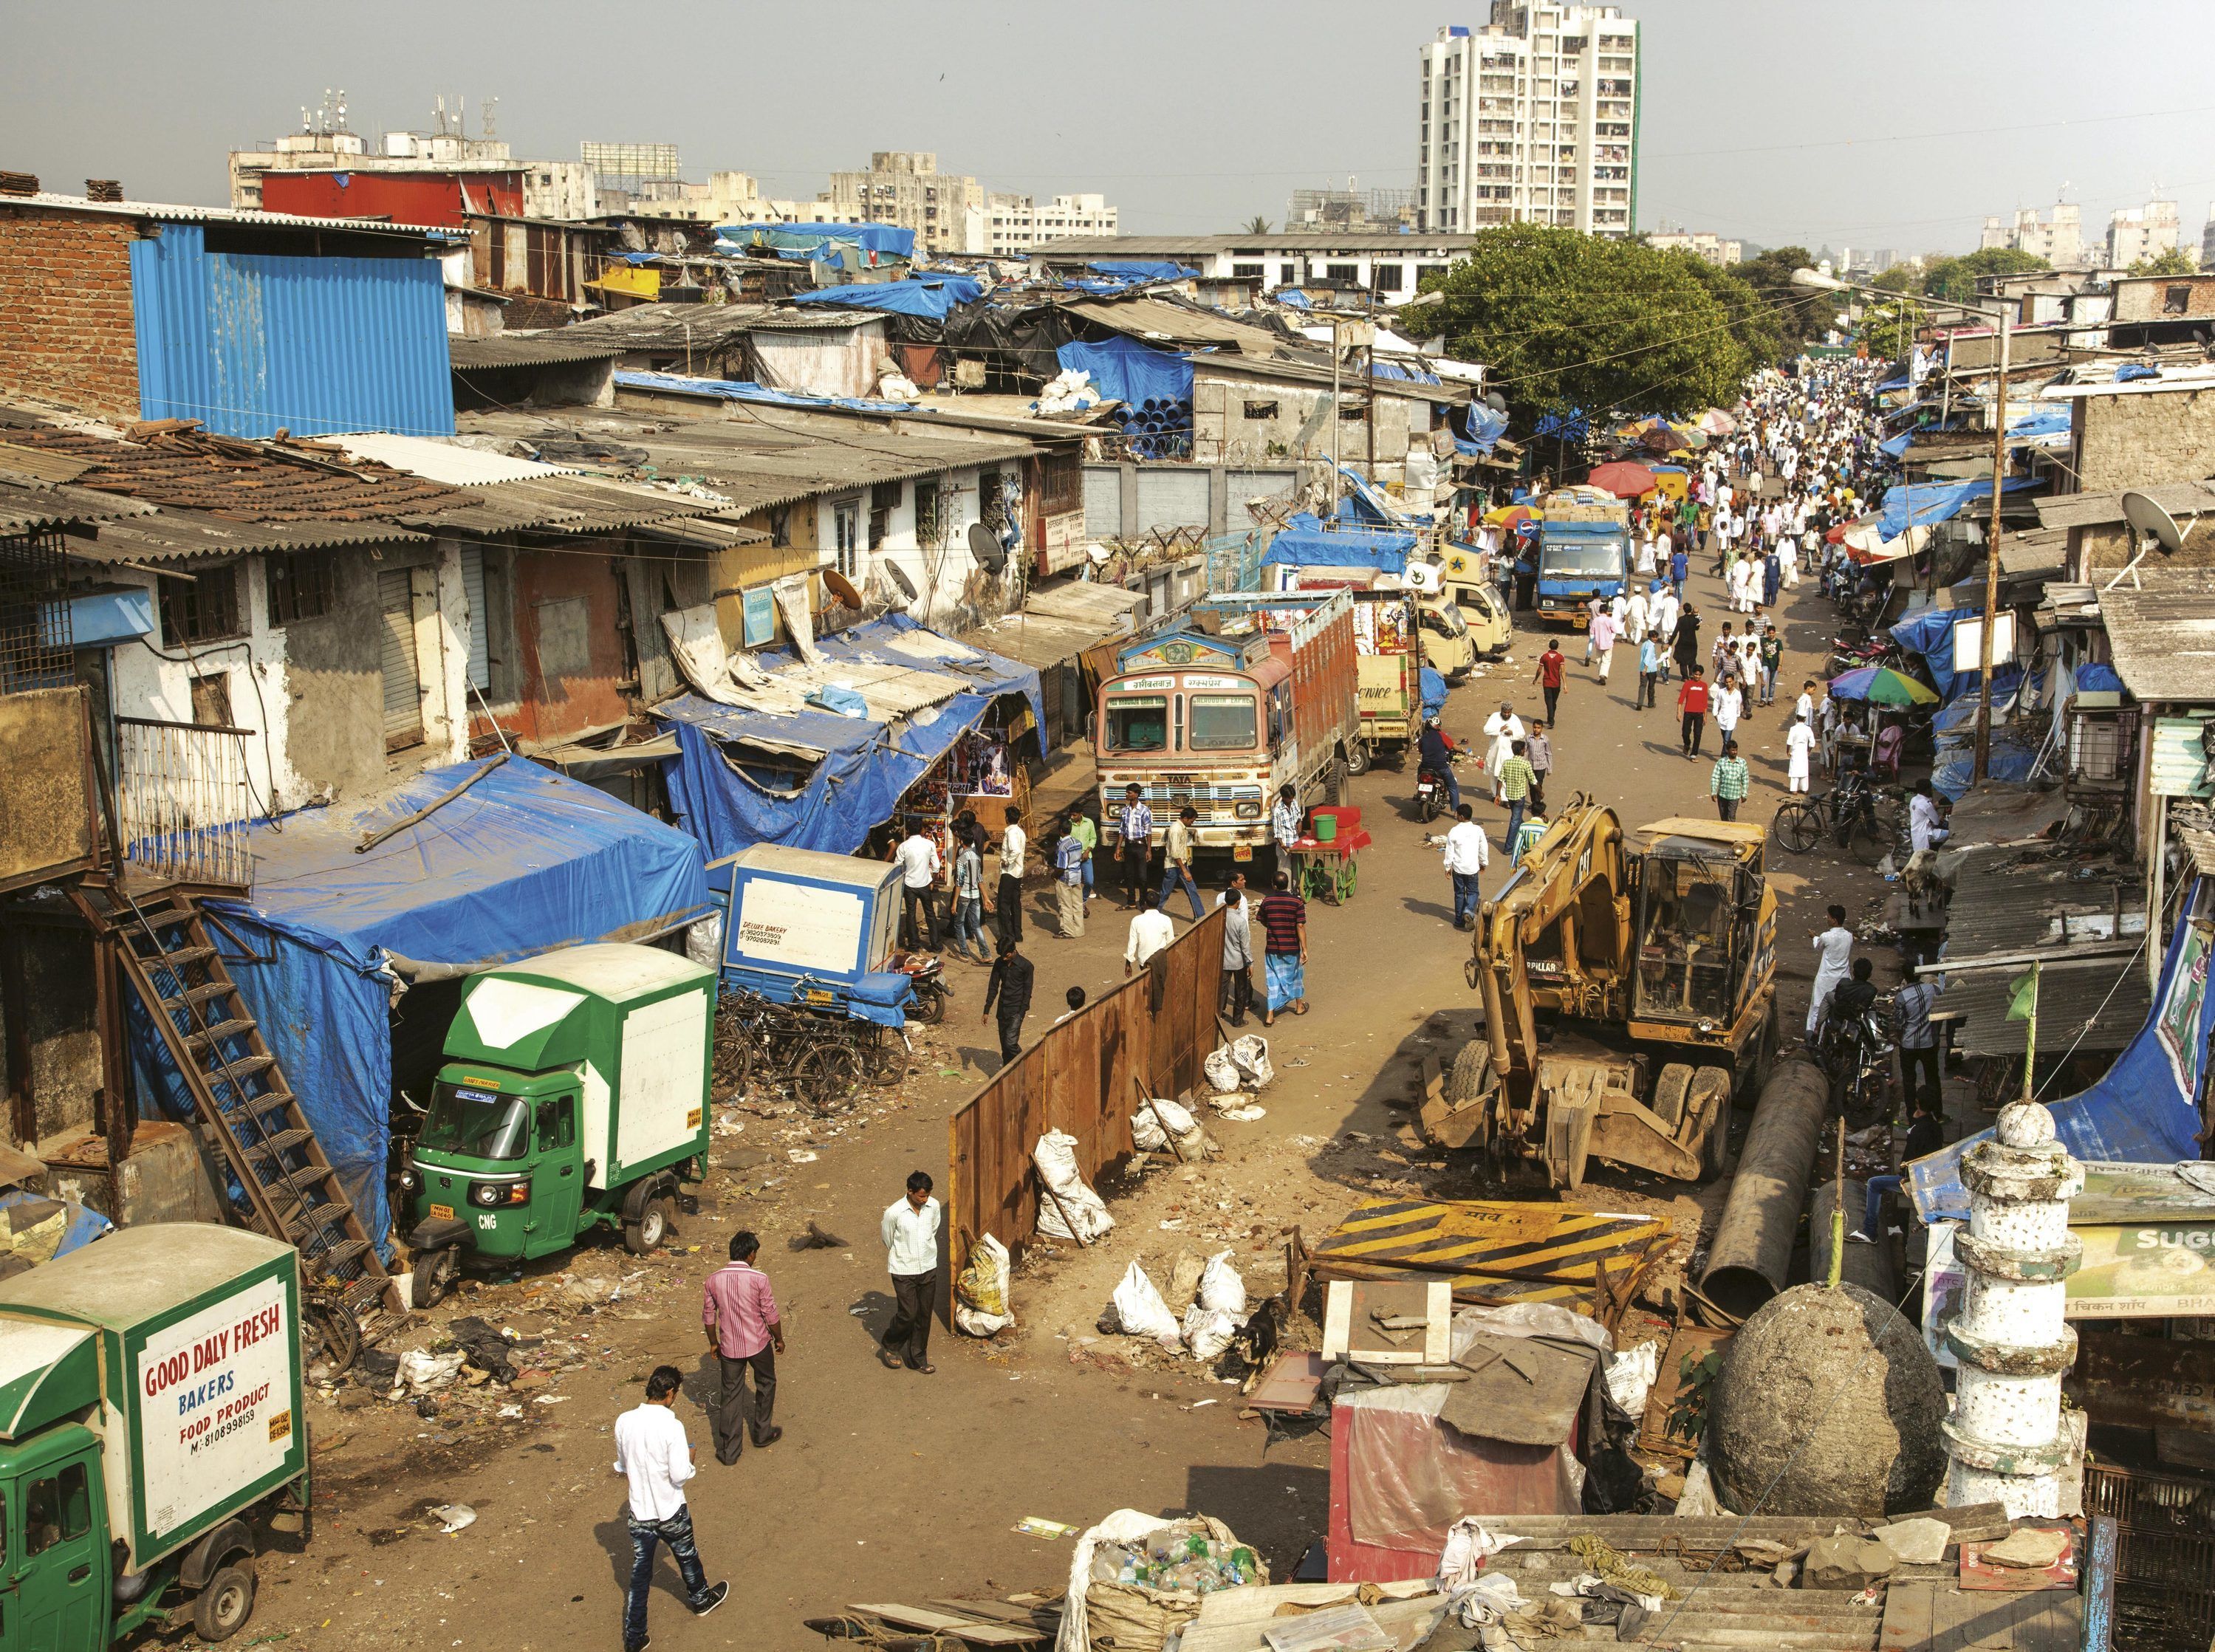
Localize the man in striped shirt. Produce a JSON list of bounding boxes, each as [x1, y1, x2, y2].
[[1116, 784, 1154, 910], [1708, 740, 1750, 822]]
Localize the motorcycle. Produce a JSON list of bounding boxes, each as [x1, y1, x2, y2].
[[1817, 996, 1895, 1115], [886, 950, 950, 1024], [1414, 765, 1452, 823]]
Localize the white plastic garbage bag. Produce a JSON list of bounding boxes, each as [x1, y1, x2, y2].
[[954, 1232, 1014, 1337], [1111, 1262, 1183, 1349], [1602, 1338, 1661, 1422], [1230, 1034, 1273, 1090], [1436, 1517, 1524, 1597], [1198, 1250, 1247, 1317], [1182, 1299, 1238, 1361], [1203, 1046, 1242, 1095], [394, 1349, 466, 1398], [1034, 1130, 1114, 1244], [1151, 1097, 1216, 1163]]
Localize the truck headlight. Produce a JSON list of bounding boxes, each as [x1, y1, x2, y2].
[[470, 1181, 530, 1209], [1234, 803, 1261, 820]]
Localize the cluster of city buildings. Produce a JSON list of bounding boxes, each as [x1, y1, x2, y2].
[[1979, 195, 2201, 271]]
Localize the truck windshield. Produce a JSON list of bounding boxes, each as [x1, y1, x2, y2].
[[1105, 694, 1170, 752], [422, 1083, 532, 1161], [1433, 603, 1469, 637], [1187, 694, 1258, 750], [1541, 538, 1626, 579]]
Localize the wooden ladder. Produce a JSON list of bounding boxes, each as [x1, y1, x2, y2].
[[75, 882, 403, 1329]]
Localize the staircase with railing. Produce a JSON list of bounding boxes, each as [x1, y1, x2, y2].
[[112, 715, 256, 890]]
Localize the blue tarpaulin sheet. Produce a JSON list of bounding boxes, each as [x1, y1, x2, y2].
[[2007, 404, 2072, 441], [1371, 359, 1442, 385], [1911, 880, 2211, 1223], [791, 276, 985, 319], [1334, 465, 1411, 529], [614, 371, 917, 415], [716, 222, 915, 261], [1877, 476, 2038, 540], [1054, 337, 1193, 408], [1263, 512, 1416, 575], [129, 759, 713, 1250], [1877, 374, 1911, 392], [2077, 662, 2124, 695], [1420, 666, 1448, 719], [1455, 403, 1510, 456], [1533, 406, 1589, 445], [654, 617, 1044, 863], [1879, 429, 1916, 459], [1088, 260, 1195, 280]]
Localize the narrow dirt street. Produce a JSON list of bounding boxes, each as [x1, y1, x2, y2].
[[257, 554, 1889, 1652]]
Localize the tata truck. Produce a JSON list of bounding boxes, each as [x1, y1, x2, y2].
[[1533, 494, 1631, 628], [1265, 572, 1425, 769], [403, 944, 714, 1306], [0, 1225, 310, 1645], [1098, 589, 1360, 870]]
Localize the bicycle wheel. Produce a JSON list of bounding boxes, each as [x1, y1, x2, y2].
[[855, 1028, 905, 1086], [1773, 801, 1823, 854], [789, 1043, 861, 1114]]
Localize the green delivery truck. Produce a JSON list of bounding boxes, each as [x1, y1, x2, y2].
[[0, 1225, 309, 1646], [402, 944, 716, 1306]]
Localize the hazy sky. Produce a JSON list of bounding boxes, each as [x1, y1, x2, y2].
[[7, 0, 2214, 256]]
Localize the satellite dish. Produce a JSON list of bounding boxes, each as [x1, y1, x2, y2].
[[885, 561, 920, 603], [2121, 490, 2186, 555], [1484, 391, 1509, 414], [2107, 490, 2198, 593], [822, 567, 863, 610], [968, 520, 1007, 575]]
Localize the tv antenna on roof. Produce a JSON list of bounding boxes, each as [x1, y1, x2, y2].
[[2106, 489, 2196, 591]]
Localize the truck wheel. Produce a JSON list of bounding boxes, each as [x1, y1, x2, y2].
[[411, 1247, 459, 1311], [625, 1196, 671, 1255], [193, 1563, 256, 1642], [1343, 742, 1370, 778]]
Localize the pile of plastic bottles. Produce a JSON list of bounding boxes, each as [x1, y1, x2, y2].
[[1089, 1528, 1261, 1594]]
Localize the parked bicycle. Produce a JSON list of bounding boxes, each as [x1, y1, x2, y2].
[[1772, 771, 1903, 867], [713, 986, 905, 1115]]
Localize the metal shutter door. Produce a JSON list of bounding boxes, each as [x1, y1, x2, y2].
[[459, 546, 490, 691], [378, 569, 423, 742]]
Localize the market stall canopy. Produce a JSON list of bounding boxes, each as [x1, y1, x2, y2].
[[1697, 408, 1737, 436], [1829, 665, 1937, 706], [654, 617, 1045, 861], [1263, 513, 1417, 576], [1586, 460, 1657, 498], [129, 759, 712, 1251], [1877, 476, 2041, 540]]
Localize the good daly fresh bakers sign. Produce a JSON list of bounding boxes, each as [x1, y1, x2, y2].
[[136, 1275, 294, 1535]]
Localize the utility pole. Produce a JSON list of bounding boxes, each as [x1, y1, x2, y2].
[[1329, 315, 1343, 513], [1973, 299, 2010, 782]]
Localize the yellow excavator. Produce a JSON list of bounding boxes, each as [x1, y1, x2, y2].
[[1424, 795, 1781, 1188]]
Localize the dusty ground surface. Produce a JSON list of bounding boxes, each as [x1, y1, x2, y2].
[[242, 557, 1911, 1652]]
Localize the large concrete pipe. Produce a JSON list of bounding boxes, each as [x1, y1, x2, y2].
[[1697, 1059, 1827, 1324], [1807, 1176, 1898, 1303]]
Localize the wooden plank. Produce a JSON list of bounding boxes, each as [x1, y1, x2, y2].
[[850, 1604, 1042, 1645], [2081, 1514, 2118, 1652], [927, 1600, 1057, 1628]]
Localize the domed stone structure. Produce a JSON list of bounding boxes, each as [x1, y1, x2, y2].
[[1708, 1281, 1946, 1517]]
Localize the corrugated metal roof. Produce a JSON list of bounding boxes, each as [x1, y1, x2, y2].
[[2033, 481, 2215, 531], [0, 479, 155, 535], [435, 473, 730, 535], [448, 334, 628, 369], [2101, 575, 2215, 701], [1058, 295, 1288, 352], [1024, 580, 1147, 624], [2150, 714, 2214, 797], [547, 303, 883, 354], [632, 513, 770, 549], [958, 611, 1120, 670], [318, 432, 577, 485], [1031, 233, 1485, 256], [1191, 350, 1474, 403], [129, 222, 455, 440], [456, 405, 1036, 515], [1937, 840, 2147, 1055], [66, 509, 429, 562], [1, 191, 462, 240]]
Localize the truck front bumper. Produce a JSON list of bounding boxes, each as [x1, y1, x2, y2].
[[406, 1216, 473, 1254]]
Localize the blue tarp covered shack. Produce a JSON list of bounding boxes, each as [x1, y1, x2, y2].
[[654, 617, 1046, 861], [1877, 476, 2040, 540], [131, 759, 713, 1249], [1054, 337, 1193, 407], [1263, 512, 1417, 577], [791, 276, 985, 319], [1911, 877, 2211, 1223]]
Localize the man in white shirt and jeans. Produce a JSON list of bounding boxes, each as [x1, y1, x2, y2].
[[1442, 803, 1491, 930], [892, 822, 942, 951], [879, 1171, 942, 1374], [614, 1365, 728, 1651]]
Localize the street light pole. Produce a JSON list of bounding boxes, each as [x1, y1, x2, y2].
[[1974, 301, 2011, 784]]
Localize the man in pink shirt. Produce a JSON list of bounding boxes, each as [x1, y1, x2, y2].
[[702, 1231, 784, 1463], [1589, 603, 1619, 683]]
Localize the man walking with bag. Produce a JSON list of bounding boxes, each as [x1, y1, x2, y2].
[[702, 1231, 783, 1464]]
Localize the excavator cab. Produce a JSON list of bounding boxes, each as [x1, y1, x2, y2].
[[1631, 842, 1756, 1025]]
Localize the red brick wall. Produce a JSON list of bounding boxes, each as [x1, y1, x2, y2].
[[0, 205, 140, 418]]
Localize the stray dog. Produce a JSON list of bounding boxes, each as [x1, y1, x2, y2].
[[1232, 1295, 1291, 1393]]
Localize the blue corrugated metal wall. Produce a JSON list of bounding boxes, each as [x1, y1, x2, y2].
[[130, 225, 455, 438]]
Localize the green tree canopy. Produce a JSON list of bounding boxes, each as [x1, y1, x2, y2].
[[1919, 247, 2047, 305], [1670, 252, 1791, 369], [1419, 224, 1750, 425], [1856, 294, 1926, 360], [1735, 246, 1834, 347], [1242, 214, 1271, 235], [1870, 264, 1918, 293], [2129, 247, 2197, 277]]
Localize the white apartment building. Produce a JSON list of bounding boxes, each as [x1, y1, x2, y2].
[[2107, 199, 2183, 269], [1414, 4, 1640, 238], [986, 193, 1119, 256], [1978, 202, 2086, 269], [1646, 228, 1739, 266], [230, 115, 597, 220], [821, 151, 987, 257]]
